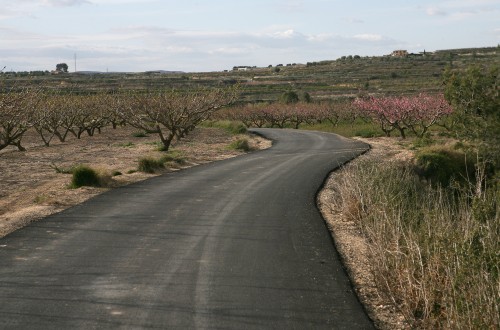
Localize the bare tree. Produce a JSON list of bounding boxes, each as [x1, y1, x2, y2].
[[122, 87, 238, 151], [32, 93, 58, 146], [0, 87, 40, 151]]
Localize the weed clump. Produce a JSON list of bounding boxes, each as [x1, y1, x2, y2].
[[70, 165, 102, 188], [229, 138, 251, 152], [138, 157, 164, 173]]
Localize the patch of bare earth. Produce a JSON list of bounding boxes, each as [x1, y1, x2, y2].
[[0, 126, 270, 238], [318, 137, 413, 330]]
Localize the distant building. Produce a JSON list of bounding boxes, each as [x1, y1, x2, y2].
[[391, 50, 408, 57], [233, 66, 256, 71]]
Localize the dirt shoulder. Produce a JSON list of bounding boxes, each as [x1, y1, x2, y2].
[[0, 126, 270, 238], [318, 137, 414, 330]]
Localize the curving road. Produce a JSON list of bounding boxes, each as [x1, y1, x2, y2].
[[0, 128, 373, 329]]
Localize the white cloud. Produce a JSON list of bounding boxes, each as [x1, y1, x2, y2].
[[353, 34, 383, 42], [270, 29, 297, 39], [426, 7, 447, 16], [41, 0, 90, 6]]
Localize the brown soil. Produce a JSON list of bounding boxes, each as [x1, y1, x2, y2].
[[318, 137, 414, 330], [0, 126, 270, 237]]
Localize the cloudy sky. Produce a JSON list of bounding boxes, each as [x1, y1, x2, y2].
[[1, 0, 499, 72]]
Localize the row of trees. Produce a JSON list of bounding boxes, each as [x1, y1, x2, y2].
[[217, 93, 452, 138], [216, 100, 360, 129], [0, 86, 238, 153], [353, 93, 453, 138]]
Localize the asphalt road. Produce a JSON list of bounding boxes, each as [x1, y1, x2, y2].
[[0, 128, 373, 329]]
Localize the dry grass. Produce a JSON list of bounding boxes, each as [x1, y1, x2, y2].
[[322, 138, 499, 329]]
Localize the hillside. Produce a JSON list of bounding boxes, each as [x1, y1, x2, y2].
[[1, 46, 498, 102]]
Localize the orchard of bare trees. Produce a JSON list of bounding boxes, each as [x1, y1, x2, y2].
[[0, 85, 239, 153]]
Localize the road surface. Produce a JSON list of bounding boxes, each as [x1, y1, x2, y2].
[[0, 128, 373, 329]]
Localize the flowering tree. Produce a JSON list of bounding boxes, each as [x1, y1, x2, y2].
[[353, 94, 452, 138], [403, 94, 453, 137]]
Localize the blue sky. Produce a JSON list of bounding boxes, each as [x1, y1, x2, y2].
[[1, 0, 499, 72]]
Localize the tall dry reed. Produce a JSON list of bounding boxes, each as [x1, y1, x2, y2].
[[332, 160, 499, 329]]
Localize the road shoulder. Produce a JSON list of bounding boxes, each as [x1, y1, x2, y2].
[[318, 137, 413, 330]]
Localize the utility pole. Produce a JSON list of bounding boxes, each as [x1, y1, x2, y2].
[[74, 53, 77, 73]]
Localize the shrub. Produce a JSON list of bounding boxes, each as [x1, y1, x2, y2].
[[138, 157, 164, 173], [70, 165, 101, 188], [229, 138, 251, 152], [415, 147, 475, 186]]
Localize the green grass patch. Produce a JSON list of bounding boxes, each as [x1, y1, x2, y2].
[[132, 131, 148, 138], [202, 120, 247, 135], [301, 120, 383, 138], [412, 133, 435, 148], [353, 127, 384, 138]]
